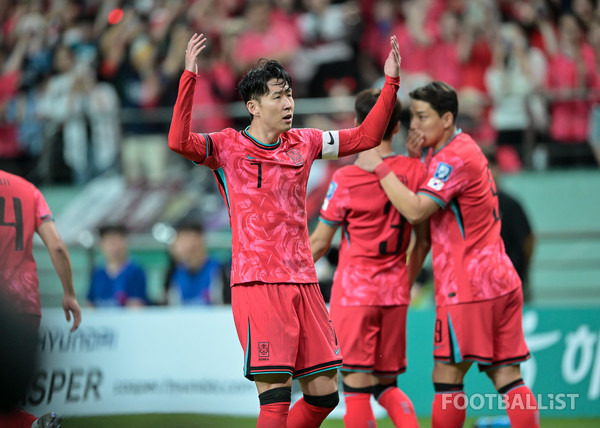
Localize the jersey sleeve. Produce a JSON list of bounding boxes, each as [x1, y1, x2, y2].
[[168, 70, 224, 168], [33, 186, 53, 230], [417, 155, 467, 209], [318, 171, 349, 226], [317, 76, 400, 160]]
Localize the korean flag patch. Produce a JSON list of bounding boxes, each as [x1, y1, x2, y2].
[[434, 162, 453, 182], [427, 177, 445, 191]]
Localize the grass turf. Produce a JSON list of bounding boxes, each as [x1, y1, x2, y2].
[[61, 414, 600, 427]]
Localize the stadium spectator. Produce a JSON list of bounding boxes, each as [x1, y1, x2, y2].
[[168, 32, 401, 428], [98, 9, 172, 185], [163, 222, 229, 305], [0, 168, 82, 428], [485, 21, 548, 171], [542, 13, 600, 167], [0, 35, 28, 166], [355, 81, 539, 428], [232, 0, 300, 77], [310, 87, 427, 428], [293, 0, 360, 97], [86, 224, 147, 308]]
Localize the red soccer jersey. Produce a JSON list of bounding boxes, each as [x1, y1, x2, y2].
[[0, 170, 53, 315], [417, 131, 521, 306], [320, 155, 425, 306], [169, 70, 399, 286]]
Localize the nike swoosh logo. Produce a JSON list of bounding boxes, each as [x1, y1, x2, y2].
[[326, 132, 334, 145], [335, 347, 341, 355], [246, 155, 258, 160], [433, 345, 442, 350]]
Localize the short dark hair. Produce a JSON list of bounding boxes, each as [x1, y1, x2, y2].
[[175, 221, 204, 235], [354, 88, 402, 141], [409, 81, 458, 124], [238, 59, 292, 118], [98, 224, 128, 238]]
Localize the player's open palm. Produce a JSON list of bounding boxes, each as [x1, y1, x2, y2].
[[185, 33, 207, 73], [384, 35, 401, 78]]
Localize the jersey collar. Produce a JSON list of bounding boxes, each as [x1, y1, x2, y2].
[[434, 128, 462, 155], [242, 126, 282, 150]]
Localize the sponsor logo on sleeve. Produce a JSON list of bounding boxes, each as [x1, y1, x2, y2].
[[427, 177, 445, 191], [434, 162, 453, 182]]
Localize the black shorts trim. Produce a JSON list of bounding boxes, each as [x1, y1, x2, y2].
[[294, 359, 343, 379], [245, 365, 295, 381], [479, 353, 531, 372]]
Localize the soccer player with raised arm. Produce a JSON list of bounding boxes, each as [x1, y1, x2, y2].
[[356, 81, 539, 428], [168, 33, 401, 427], [0, 169, 82, 428], [310, 88, 429, 428]]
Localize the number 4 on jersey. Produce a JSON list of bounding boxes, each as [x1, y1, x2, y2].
[[0, 196, 24, 250]]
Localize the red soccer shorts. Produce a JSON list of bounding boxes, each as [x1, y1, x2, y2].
[[232, 283, 342, 380], [330, 304, 408, 378], [433, 287, 530, 370]]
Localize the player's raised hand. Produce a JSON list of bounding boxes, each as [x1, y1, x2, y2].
[[383, 35, 401, 78], [355, 147, 383, 172], [406, 129, 425, 158], [185, 33, 207, 73]]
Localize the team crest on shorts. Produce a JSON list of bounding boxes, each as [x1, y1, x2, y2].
[[258, 342, 270, 361], [286, 149, 304, 165]]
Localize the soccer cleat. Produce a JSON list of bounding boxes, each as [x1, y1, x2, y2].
[[31, 412, 61, 428]]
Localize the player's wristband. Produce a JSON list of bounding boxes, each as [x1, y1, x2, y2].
[[374, 162, 392, 180]]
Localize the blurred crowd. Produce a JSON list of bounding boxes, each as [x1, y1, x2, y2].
[[1, 0, 600, 187]]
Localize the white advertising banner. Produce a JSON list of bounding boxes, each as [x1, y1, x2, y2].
[[25, 307, 259, 417]]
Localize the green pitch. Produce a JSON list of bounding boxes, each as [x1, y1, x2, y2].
[[62, 414, 600, 427]]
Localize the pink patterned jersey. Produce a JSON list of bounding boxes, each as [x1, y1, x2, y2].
[[320, 155, 425, 306], [169, 70, 400, 286], [0, 170, 53, 315], [417, 131, 521, 306]]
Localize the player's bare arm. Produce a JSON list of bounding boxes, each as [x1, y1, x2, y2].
[[408, 222, 431, 286], [185, 32, 207, 73], [309, 221, 337, 263], [355, 153, 438, 224], [37, 221, 82, 332]]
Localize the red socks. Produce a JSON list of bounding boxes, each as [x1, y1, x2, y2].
[[258, 402, 290, 428], [432, 383, 466, 428], [0, 409, 38, 428], [501, 380, 540, 428], [343, 392, 376, 428], [287, 392, 339, 428], [257, 387, 291, 428], [378, 386, 419, 428]]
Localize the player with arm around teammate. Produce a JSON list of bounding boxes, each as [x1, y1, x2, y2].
[[0, 169, 82, 428], [168, 33, 402, 427], [355, 81, 539, 428], [310, 88, 430, 428]]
